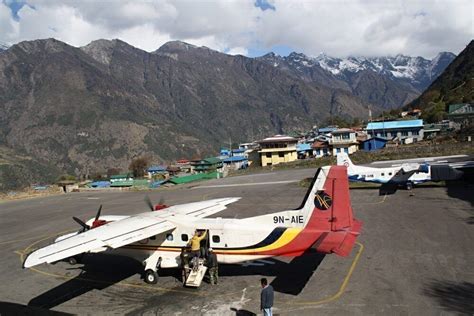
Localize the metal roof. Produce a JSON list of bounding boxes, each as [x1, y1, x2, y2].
[[366, 119, 423, 130], [148, 165, 167, 172], [258, 135, 297, 143], [296, 143, 312, 151], [223, 156, 248, 162]]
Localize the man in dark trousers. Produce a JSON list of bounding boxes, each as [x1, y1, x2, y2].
[[260, 278, 274, 316], [206, 248, 218, 284]]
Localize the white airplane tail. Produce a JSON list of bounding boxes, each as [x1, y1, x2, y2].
[[336, 152, 355, 174]]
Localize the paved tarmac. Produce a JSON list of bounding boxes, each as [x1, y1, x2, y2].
[[0, 168, 473, 315]]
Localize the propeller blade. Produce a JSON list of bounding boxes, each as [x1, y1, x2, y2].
[[145, 195, 155, 212], [73, 216, 89, 231], [95, 205, 102, 221]]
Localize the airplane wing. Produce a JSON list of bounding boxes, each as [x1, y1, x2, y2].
[[23, 197, 239, 268], [379, 169, 419, 195]]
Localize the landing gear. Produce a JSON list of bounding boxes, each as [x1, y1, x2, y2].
[[143, 251, 162, 285], [144, 269, 158, 284], [67, 254, 83, 265], [406, 182, 413, 190]]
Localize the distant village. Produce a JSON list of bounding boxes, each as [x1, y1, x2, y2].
[[51, 103, 469, 193]]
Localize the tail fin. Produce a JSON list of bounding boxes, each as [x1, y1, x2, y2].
[[298, 166, 355, 230], [297, 166, 362, 256], [336, 152, 355, 174]]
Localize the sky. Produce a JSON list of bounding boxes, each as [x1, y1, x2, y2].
[[1, 0, 473, 58]]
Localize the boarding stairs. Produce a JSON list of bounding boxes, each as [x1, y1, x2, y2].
[[184, 258, 207, 287]]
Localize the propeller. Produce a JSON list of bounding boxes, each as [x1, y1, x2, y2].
[[73, 216, 89, 232], [95, 205, 102, 221], [145, 195, 155, 212], [73, 204, 104, 232]]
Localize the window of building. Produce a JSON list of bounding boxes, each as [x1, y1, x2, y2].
[[166, 233, 173, 241], [212, 235, 220, 243], [402, 131, 408, 136], [342, 133, 350, 140], [181, 234, 188, 242], [412, 130, 419, 135], [266, 153, 271, 158], [278, 152, 285, 158]]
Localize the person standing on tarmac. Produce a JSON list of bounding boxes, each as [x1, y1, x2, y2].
[[206, 248, 218, 285], [260, 278, 274, 316]]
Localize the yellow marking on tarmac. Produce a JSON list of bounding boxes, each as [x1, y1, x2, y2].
[[289, 242, 364, 306], [354, 194, 387, 206], [0, 233, 55, 246]]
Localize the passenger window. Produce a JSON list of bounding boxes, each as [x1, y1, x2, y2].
[[389, 172, 392, 176], [181, 234, 188, 242], [381, 173, 385, 176], [212, 235, 220, 243], [166, 233, 173, 241]]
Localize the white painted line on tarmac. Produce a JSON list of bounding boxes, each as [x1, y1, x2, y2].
[[192, 180, 298, 189], [87, 197, 100, 200]]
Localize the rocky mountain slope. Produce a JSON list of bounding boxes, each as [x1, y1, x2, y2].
[[408, 40, 473, 121], [258, 51, 455, 109], [0, 38, 375, 181], [0, 38, 458, 186]]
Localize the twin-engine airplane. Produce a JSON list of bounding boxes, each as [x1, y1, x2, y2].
[[23, 166, 362, 285], [336, 152, 431, 191]]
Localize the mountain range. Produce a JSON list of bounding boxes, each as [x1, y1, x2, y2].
[[0, 38, 457, 188], [258, 51, 455, 109]]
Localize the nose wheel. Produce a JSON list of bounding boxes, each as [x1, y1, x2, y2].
[[144, 269, 158, 284]]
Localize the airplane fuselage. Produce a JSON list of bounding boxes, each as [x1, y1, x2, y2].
[[347, 165, 431, 184]]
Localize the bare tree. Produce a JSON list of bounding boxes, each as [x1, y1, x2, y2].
[[129, 156, 150, 178]]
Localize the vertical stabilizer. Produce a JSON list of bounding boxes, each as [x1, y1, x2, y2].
[[297, 166, 354, 230], [336, 153, 356, 174]]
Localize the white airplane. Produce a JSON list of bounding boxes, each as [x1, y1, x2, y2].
[[23, 166, 362, 285], [336, 152, 430, 190]]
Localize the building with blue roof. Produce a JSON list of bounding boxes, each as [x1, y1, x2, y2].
[[318, 126, 339, 134], [147, 165, 168, 179], [360, 137, 387, 152], [231, 148, 246, 157], [223, 156, 248, 170], [366, 119, 424, 143], [296, 143, 313, 159]]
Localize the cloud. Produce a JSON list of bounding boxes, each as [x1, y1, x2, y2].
[[255, 0, 473, 58], [0, 0, 472, 58]]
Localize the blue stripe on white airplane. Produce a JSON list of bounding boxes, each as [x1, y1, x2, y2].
[[337, 153, 431, 187]]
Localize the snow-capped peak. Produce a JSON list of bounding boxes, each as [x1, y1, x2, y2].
[[283, 51, 455, 83]]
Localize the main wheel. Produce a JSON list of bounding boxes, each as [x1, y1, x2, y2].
[[68, 256, 77, 265], [144, 269, 158, 284], [406, 182, 413, 190]]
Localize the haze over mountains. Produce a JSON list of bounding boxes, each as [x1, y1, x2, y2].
[[0, 38, 456, 186]]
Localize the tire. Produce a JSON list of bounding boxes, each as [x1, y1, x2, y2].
[[68, 256, 77, 265], [144, 269, 158, 284], [406, 182, 413, 190]]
